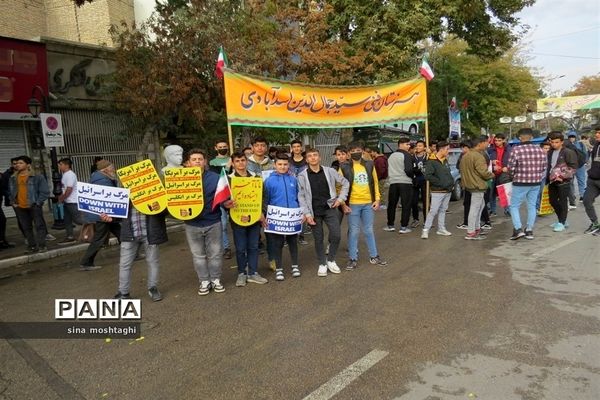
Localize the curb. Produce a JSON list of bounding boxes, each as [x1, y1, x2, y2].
[[0, 223, 186, 270]]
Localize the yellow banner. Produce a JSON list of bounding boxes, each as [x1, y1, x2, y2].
[[537, 94, 600, 112], [224, 69, 428, 128], [117, 160, 167, 215], [538, 185, 553, 216], [230, 177, 263, 226], [163, 167, 204, 220]]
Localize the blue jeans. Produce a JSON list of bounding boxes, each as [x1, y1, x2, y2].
[[509, 185, 541, 231], [348, 203, 378, 260], [118, 238, 160, 294], [575, 166, 587, 198], [220, 206, 230, 249], [185, 222, 223, 282], [231, 222, 260, 275]]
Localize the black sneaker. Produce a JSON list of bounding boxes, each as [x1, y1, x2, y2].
[[223, 248, 232, 259], [79, 265, 102, 271], [38, 246, 48, 253], [114, 291, 130, 299], [24, 247, 38, 254], [369, 256, 388, 266], [346, 259, 358, 270], [510, 228, 525, 240], [584, 223, 600, 234], [58, 237, 77, 245], [148, 286, 163, 301], [524, 230, 534, 240], [298, 238, 309, 245], [0, 241, 15, 249]]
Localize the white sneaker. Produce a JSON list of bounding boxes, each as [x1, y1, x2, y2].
[[568, 204, 577, 210], [291, 265, 301, 277], [326, 260, 341, 274], [46, 233, 56, 241], [317, 265, 328, 277], [383, 226, 395, 232], [421, 229, 429, 239], [436, 229, 452, 236]]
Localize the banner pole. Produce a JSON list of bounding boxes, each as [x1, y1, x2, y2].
[[424, 117, 430, 216], [227, 123, 234, 152]]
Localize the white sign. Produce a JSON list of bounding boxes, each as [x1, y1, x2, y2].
[[514, 116, 527, 123], [77, 182, 130, 218], [40, 113, 65, 147], [264, 205, 303, 235], [532, 113, 545, 121], [499, 116, 512, 124]]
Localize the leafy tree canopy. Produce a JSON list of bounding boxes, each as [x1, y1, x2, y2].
[[564, 74, 600, 96], [107, 0, 537, 146]]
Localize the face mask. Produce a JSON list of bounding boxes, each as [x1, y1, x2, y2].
[[217, 149, 228, 156], [350, 152, 362, 161]]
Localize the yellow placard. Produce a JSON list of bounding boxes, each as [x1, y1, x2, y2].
[[116, 160, 167, 215], [538, 185, 553, 216], [163, 167, 204, 220], [536, 94, 600, 112], [230, 177, 263, 226], [224, 69, 428, 128]]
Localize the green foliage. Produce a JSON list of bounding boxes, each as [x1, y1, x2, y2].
[[109, 0, 537, 146], [427, 39, 540, 139]]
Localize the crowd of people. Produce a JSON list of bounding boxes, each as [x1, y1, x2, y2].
[[1, 125, 599, 301]]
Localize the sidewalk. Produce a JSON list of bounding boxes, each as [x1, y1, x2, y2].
[[0, 209, 184, 270]]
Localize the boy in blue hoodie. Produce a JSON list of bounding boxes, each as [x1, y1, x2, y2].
[[263, 153, 303, 281]]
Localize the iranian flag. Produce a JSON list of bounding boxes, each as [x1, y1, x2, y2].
[[215, 46, 228, 79], [419, 57, 435, 81], [212, 167, 231, 210]]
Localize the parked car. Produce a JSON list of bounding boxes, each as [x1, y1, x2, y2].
[[446, 148, 463, 201]]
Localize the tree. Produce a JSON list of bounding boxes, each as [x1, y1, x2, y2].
[[109, 0, 537, 146], [565, 74, 600, 96], [426, 38, 540, 139]]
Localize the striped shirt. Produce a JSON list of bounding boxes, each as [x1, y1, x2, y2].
[[507, 143, 547, 185]]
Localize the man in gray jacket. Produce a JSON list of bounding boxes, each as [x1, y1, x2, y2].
[[297, 148, 349, 277], [385, 137, 416, 234]]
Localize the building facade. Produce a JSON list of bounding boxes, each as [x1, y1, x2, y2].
[[0, 0, 135, 47]]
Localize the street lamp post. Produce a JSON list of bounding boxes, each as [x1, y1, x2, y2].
[[27, 85, 65, 230]]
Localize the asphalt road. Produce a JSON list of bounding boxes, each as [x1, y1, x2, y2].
[[1, 202, 599, 400]]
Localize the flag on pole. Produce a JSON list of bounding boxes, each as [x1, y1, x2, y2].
[[215, 46, 228, 79], [449, 96, 457, 110], [419, 57, 435, 81], [213, 167, 231, 210]]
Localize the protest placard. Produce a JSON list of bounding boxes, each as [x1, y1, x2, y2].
[[264, 205, 303, 235], [117, 160, 167, 215], [77, 182, 129, 218], [230, 177, 262, 226], [163, 167, 204, 220]]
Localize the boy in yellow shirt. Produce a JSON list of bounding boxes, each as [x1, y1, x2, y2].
[[339, 142, 387, 269]]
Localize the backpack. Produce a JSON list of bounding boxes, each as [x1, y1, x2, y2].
[[565, 142, 587, 168]]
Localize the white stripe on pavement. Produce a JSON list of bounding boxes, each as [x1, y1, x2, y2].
[[302, 349, 389, 400], [528, 236, 580, 260]]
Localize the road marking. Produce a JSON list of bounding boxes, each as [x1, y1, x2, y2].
[[529, 236, 580, 260], [302, 349, 389, 400]]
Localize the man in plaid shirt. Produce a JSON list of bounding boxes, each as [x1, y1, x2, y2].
[[506, 128, 547, 240]]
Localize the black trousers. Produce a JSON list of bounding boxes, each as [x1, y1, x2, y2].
[[411, 181, 426, 221], [14, 206, 47, 249], [387, 183, 413, 227], [0, 206, 6, 242], [267, 233, 298, 270], [312, 208, 341, 265], [549, 182, 570, 224], [80, 221, 121, 266]]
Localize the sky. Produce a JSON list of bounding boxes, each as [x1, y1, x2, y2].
[[133, 0, 599, 95]]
